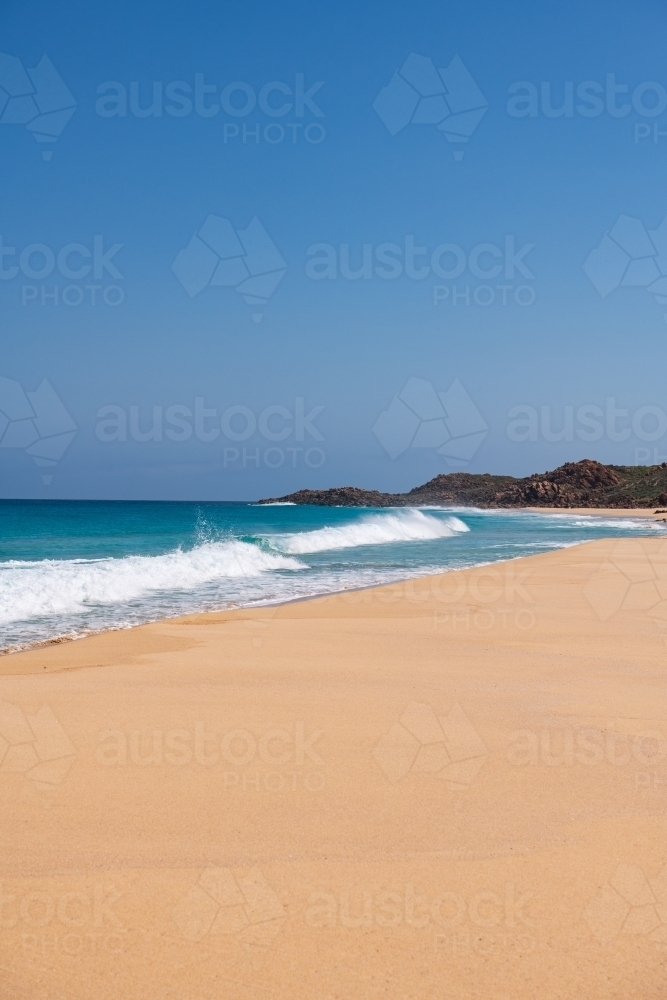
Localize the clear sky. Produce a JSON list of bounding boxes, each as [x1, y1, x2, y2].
[[2, 0, 667, 500]]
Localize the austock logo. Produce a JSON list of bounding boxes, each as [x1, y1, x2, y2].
[[0, 53, 76, 160], [171, 215, 287, 323], [0, 235, 125, 308], [305, 881, 535, 942], [583, 539, 667, 625], [95, 396, 326, 472], [373, 701, 488, 789], [584, 863, 667, 946], [95, 72, 326, 146], [374, 52, 488, 160], [584, 213, 667, 320], [507, 74, 667, 145], [0, 879, 126, 960], [305, 235, 536, 309], [173, 866, 285, 948], [0, 377, 77, 485], [373, 376, 487, 464], [0, 702, 76, 790]]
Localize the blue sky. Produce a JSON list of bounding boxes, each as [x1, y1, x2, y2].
[[2, 0, 667, 499]]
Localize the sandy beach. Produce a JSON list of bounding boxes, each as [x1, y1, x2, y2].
[[1, 536, 666, 1000]]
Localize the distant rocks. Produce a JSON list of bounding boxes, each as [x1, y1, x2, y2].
[[259, 459, 667, 509]]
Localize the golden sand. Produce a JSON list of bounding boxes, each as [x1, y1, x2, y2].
[[1, 537, 666, 999]]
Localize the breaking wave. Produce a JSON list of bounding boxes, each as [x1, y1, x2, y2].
[[0, 540, 304, 626], [268, 509, 470, 554]]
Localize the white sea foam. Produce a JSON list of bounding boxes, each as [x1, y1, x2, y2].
[[0, 540, 304, 626], [3, 499, 662, 653], [268, 510, 470, 554], [537, 514, 666, 531]]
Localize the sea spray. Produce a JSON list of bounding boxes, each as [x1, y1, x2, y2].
[[0, 500, 661, 653], [0, 541, 304, 626], [268, 510, 470, 555]]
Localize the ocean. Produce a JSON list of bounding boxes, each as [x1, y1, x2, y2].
[[1, 499, 664, 653]]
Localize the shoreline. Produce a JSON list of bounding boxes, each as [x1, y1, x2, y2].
[[524, 505, 667, 519], [0, 537, 665, 999], [1, 505, 665, 659]]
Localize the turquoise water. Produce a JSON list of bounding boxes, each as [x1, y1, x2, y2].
[[0, 499, 664, 652]]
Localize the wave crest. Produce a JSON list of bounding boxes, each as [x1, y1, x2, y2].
[[0, 541, 304, 626], [269, 509, 469, 554]]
